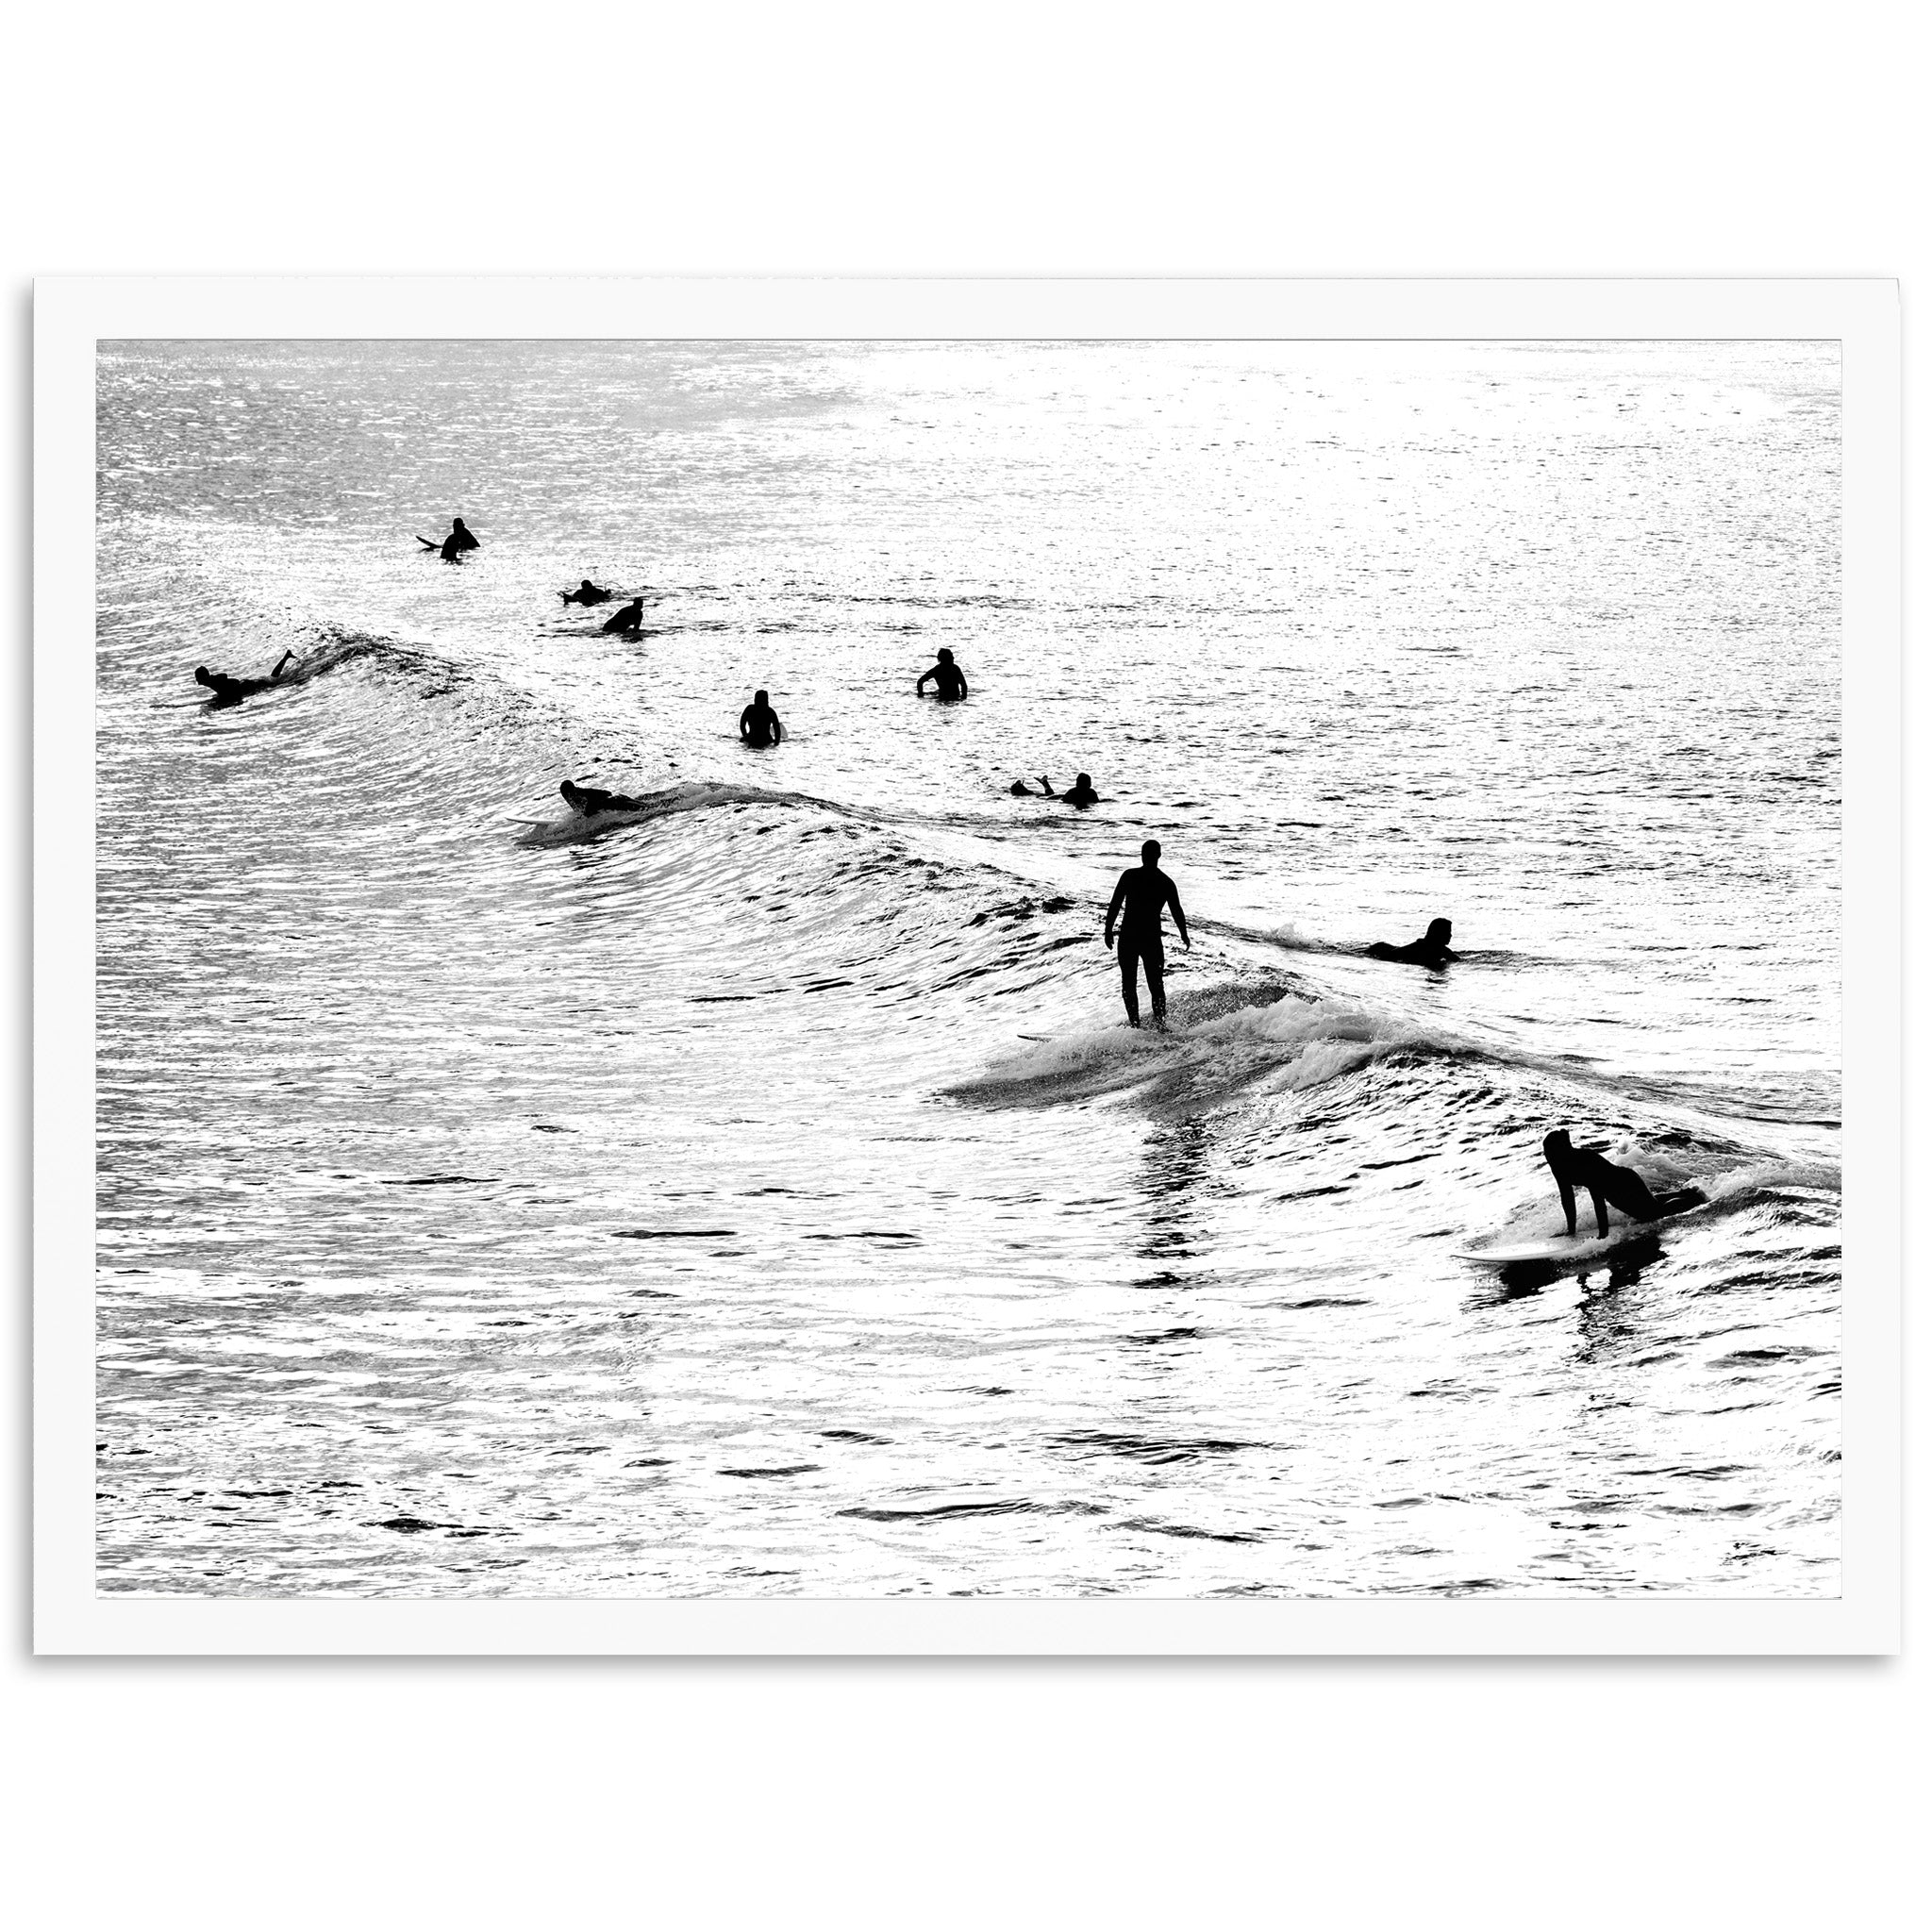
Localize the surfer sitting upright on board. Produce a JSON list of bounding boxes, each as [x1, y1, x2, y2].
[[418, 517, 479, 562], [602, 598, 645, 636], [1104, 839, 1191, 1029], [1367, 918, 1456, 966], [1542, 1129, 1705, 1240], [916, 648, 969, 700], [740, 690, 783, 748], [194, 650, 296, 708]]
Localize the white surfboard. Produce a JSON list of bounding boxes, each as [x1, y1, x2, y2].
[[1461, 1195, 1711, 1268]]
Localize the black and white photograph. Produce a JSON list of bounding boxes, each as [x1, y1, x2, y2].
[[83, 318, 1852, 1607], [8, 3, 1924, 1916]]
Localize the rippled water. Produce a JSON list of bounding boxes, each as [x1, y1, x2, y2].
[[94, 340, 1841, 1597]]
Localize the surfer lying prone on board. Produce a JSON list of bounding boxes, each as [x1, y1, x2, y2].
[[195, 651, 296, 708], [559, 778, 649, 817], [1542, 1129, 1706, 1239], [1366, 918, 1456, 966], [560, 578, 614, 607], [1008, 773, 1099, 806]]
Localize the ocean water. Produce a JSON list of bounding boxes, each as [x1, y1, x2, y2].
[[93, 340, 1841, 1598]]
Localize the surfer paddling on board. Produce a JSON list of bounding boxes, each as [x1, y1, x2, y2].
[[1367, 918, 1456, 966], [601, 598, 645, 636], [194, 650, 297, 708], [1542, 1129, 1705, 1240], [740, 690, 783, 748], [560, 579, 614, 608], [417, 517, 479, 562], [1104, 839, 1191, 1028], [559, 778, 648, 818], [916, 648, 969, 701], [1008, 773, 1099, 805]]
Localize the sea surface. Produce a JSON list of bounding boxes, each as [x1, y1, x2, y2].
[[93, 340, 1841, 1597]]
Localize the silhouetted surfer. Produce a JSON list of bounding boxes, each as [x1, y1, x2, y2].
[[1104, 838, 1191, 1028], [1008, 773, 1098, 804], [194, 650, 296, 708], [561, 579, 613, 608], [417, 517, 479, 562], [559, 778, 647, 817], [1367, 918, 1456, 966], [602, 598, 645, 636], [1542, 1129, 1705, 1240], [740, 690, 783, 748], [917, 648, 969, 700]]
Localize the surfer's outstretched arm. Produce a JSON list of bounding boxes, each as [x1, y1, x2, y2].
[[272, 650, 295, 678]]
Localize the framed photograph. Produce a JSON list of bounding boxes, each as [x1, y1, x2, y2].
[[35, 277, 1899, 1653]]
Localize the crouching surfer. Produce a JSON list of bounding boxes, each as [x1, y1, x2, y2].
[[1542, 1129, 1706, 1240], [194, 650, 296, 708], [559, 778, 648, 817], [1367, 917, 1456, 966]]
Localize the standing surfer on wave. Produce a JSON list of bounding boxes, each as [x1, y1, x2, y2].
[[916, 647, 969, 701], [1103, 838, 1191, 1028], [740, 689, 783, 748], [1542, 1129, 1705, 1239]]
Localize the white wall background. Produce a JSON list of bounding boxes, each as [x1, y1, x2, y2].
[[3, 4, 1921, 1924]]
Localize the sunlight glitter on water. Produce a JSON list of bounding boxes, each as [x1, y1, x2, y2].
[[94, 340, 1840, 1597]]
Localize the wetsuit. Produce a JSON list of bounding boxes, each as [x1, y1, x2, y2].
[[200, 673, 265, 706], [1367, 937, 1454, 965], [197, 652, 294, 708], [1546, 1142, 1704, 1239], [740, 703, 781, 748], [563, 581, 613, 607], [560, 781, 644, 817], [1059, 781, 1099, 808], [1105, 863, 1188, 1026], [918, 660, 968, 699], [602, 600, 644, 634]]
